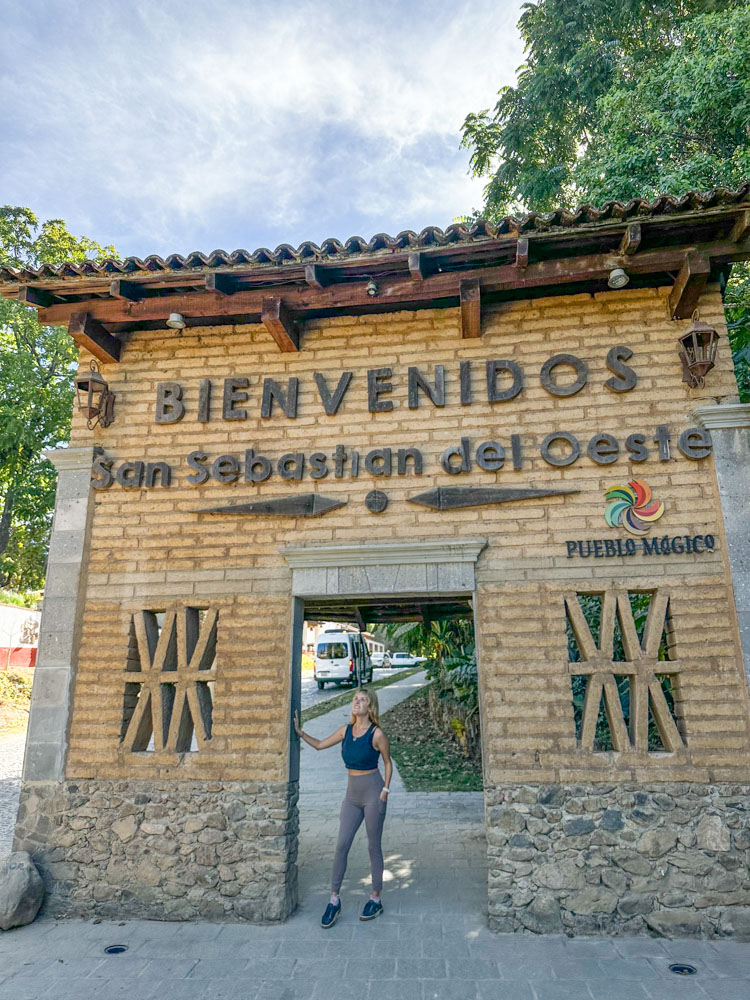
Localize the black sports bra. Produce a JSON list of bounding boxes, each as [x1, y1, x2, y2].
[[341, 723, 380, 770]]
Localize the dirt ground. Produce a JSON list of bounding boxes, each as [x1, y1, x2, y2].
[[0, 666, 32, 735], [382, 686, 483, 791]]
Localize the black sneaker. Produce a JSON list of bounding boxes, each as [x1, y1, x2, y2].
[[321, 900, 341, 928], [360, 899, 383, 921]]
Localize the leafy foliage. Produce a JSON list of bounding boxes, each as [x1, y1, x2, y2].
[[0, 668, 33, 734], [461, 1, 748, 214], [427, 643, 479, 717], [374, 617, 474, 665], [382, 687, 483, 792], [725, 262, 750, 401], [0, 670, 33, 707], [0, 589, 40, 609], [460, 1, 750, 397], [0, 206, 115, 589], [374, 616, 481, 758]]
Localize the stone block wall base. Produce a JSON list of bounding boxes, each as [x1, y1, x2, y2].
[[486, 783, 750, 940], [13, 779, 299, 922]]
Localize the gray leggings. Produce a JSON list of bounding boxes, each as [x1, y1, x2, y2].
[[331, 770, 387, 894]]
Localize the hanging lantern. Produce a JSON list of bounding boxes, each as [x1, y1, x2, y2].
[[75, 360, 116, 429], [677, 311, 720, 389]]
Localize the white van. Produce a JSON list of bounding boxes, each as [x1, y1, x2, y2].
[[314, 631, 374, 689]]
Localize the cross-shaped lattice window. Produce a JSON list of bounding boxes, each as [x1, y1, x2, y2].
[[565, 589, 683, 753], [121, 607, 218, 753]]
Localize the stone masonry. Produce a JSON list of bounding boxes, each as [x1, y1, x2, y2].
[[13, 780, 298, 921], [486, 783, 750, 939]]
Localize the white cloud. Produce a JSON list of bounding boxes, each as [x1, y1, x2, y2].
[[0, 0, 524, 255]]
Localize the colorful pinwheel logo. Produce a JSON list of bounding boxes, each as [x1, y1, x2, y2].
[[604, 480, 665, 536]]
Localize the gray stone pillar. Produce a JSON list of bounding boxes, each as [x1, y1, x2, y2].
[[22, 446, 95, 782], [692, 403, 750, 688]]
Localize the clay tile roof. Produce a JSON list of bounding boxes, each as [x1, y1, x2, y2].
[[1, 183, 748, 284]]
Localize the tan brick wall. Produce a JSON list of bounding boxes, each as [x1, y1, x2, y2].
[[65, 284, 750, 784]]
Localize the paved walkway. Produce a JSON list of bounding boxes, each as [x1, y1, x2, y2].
[[1, 673, 750, 999], [297, 671, 487, 913]]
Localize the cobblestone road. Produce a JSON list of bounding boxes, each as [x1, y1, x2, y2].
[[0, 730, 25, 854]]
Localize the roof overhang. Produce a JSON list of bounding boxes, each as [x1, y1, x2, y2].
[[2, 189, 749, 363]]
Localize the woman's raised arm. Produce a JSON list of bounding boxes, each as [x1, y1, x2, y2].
[[294, 710, 346, 751]]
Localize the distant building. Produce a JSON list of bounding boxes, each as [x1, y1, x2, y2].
[[0, 602, 41, 670]]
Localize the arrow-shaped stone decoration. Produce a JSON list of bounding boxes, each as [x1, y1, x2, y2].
[[407, 485, 580, 510], [195, 494, 346, 517]]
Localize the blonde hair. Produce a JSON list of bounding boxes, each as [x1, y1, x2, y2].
[[350, 687, 380, 727]]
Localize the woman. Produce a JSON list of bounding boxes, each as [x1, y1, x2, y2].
[[294, 687, 392, 927]]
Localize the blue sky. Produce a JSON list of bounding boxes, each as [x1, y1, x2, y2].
[[1, 0, 525, 259]]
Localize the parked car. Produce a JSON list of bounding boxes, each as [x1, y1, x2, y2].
[[370, 651, 391, 668], [314, 631, 373, 688], [390, 652, 418, 668]]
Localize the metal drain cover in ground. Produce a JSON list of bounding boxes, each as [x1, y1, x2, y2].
[[669, 963, 697, 975]]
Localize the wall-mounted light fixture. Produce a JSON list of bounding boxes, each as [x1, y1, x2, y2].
[[608, 267, 629, 289], [166, 312, 187, 330], [366, 279, 379, 297], [678, 311, 720, 388], [75, 360, 116, 429]]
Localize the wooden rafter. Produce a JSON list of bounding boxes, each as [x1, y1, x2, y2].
[[303, 595, 473, 624], [18, 230, 750, 334], [620, 223, 642, 256], [515, 238, 529, 269], [206, 272, 237, 296], [730, 209, 750, 243], [17, 286, 55, 307], [110, 279, 145, 301], [408, 252, 429, 281], [261, 297, 300, 352], [68, 311, 121, 363], [459, 278, 481, 338], [668, 250, 711, 319], [304, 264, 331, 289]]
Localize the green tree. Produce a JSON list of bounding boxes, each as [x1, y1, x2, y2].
[[0, 207, 114, 590], [374, 617, 474, 664], [460, 0, 750, 397]]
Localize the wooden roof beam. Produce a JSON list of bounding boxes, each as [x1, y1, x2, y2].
[[206, 272, 238, 296], [34, 235, 750, 329], [730, 209, 750, 244], [460, 278, 481, 338], [261, 297, 299, 352], [408, 252, 441, 280], [69, 311, 121, 363], [515, 238, 529, 269], [110, 278, 145, 301], [408, 252, 426, 280], [17, 286, 55, 307], [669, 251, 711, 320], [305, 264, 332, 289], [620, 223, 642, 256]]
